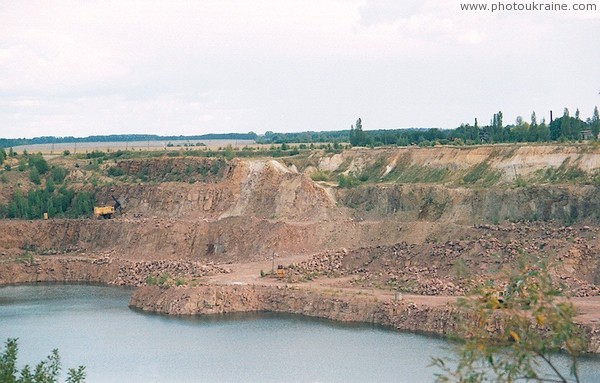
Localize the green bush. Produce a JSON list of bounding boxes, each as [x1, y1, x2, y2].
[[52, 166, 68, 184], [28, 153, 49, 174], [85, 150, 106, 159], [0, 338, 86, 383], [29, 167, 41, 185], [106, 166, 124, 177], [84, 161, 99, 171], [210, 159, 224, 175], [337, 174, 360, 188], [45, 178, 56, 193], [433, 257, 584, 383], [310, 170, 330, 182], [158, 272, 171, 286]]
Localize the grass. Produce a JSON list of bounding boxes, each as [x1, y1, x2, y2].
[[383, 164, 451, 184], [158, 272, 171, 285], [337, 174, 361, 188], [309, 170, 331, 182], [461, 162, 501, 186], [516, 158, 598, 186], [540, 159, 586, 183], [357, 156, 387, 182], [146, 275, 158, 285]]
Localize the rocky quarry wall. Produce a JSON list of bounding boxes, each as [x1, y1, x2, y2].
[[4, 145, 600, 354], [129, 284, 600, 354]]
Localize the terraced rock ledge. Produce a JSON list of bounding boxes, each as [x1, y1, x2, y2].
[[129, 284, 600, 354]]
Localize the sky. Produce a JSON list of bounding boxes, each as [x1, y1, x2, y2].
[[1, 0, 599, 139]]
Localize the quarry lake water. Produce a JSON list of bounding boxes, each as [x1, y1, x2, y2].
[[1, 285, 600, 383]]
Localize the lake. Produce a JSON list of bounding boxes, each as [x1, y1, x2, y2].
[[1, 285, 599, 382]]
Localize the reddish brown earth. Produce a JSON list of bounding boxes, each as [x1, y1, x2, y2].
[[3, 145, 600, 349]]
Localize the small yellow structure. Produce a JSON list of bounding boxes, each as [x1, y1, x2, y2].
[[94, 206, 115, 219], [276, 265, 285, 279]]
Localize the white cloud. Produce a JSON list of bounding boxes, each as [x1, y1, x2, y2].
[[0, 0, 598, 138]]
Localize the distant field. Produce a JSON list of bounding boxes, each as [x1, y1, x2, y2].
[[11, 139, 257, 154]]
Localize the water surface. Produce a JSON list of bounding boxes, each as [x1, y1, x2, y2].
[[1, 285, 599, 382]]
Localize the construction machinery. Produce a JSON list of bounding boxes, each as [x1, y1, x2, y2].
[[276, 264, 285, 279], [94, 195, 122, 219]]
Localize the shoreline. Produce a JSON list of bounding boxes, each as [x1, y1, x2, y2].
[[2, 257, 600, 354], [128, 283, 600, 354]]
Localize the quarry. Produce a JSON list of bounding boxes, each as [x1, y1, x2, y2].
[[2, 144, 600, 352]]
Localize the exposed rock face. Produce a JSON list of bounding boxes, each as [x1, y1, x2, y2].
[[115, 157, 234, 184], [94, 146, 600, 225], [4, 146, 600, 355], [0, 257, 228, 286], [129, 284, 461, 335], [338, 184, 600, 224], [129, 284, 600, 353], [285, 222, 600, 297]]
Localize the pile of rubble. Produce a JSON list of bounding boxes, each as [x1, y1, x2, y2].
[[285, 221, 600, 297], [288, 249, 348, 277], [113, 259, 231, 286]]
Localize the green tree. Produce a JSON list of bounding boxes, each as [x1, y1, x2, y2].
[[591, 106, 600, 139], [537, 118, 550, 142], [0, 338, 85, 383], [560, 108, 572, 140], [29, 167, 41, 185], [45, 178, 56, 194], [529, 111, 539, 142], [17, 159, 26, 172], [51, 166, 68, 184], [489, 112, 504, 143], [28, 154, 49, 174], [432, 257, 584, 383], [349, 118, 366, 146], [0, 147, 6, 164], [574, 108, 582, 139], [513, 116, 527, 142], [496, 111, 503, 141]]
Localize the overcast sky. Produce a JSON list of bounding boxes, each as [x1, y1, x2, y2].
[[1, 0, 599, 138]]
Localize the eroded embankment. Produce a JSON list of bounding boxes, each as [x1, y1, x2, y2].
[[129, 284, 600, 353], [130, 284, 460, 334]]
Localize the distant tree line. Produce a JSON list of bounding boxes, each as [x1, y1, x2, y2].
[[0, 132, 258, 148], [257, 106, 600, 146], [2, 107, 599, 149], [256, 130, 349, 144]]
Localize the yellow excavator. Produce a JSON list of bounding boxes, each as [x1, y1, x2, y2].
[[94, 195, 122, 219]]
